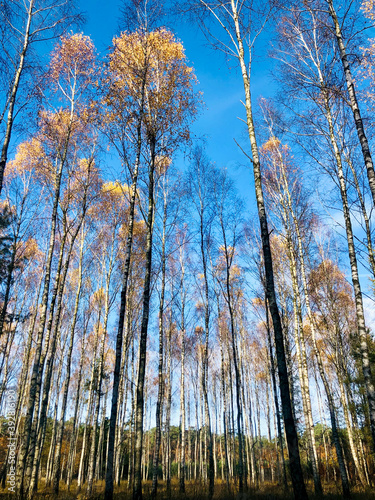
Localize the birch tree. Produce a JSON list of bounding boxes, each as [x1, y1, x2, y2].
[[180, 1, 307, 496], [0, 0, 82, 196]]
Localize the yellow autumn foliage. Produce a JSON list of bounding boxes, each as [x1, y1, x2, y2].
[[108, 28, 200, 140], [15, 238, 40, 266], [6, 138, 51, 183], [50, 32, 96, 85], [155, 155, 172, 176], [261, 136, 281, 152], [362, 0, 375, 18]]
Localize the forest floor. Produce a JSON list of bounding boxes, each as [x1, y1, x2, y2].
[[1, 480, 375, 499]]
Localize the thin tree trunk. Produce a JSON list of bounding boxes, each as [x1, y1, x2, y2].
[[165, 310, 172, 495], [87, 271, 114, 496], [151, 178, 168, 498], [17, 93, 75, 495], [78, 316, 101, 489], [127, 335, 136, 490], [199, 204, 214, 498], [179, 242, 186, 493], [219, 215, 244, 493], [337, 359, 366, 486], [265, 298, 288, 491], [314, 368, 330, 484], [284, 227, 322, 495], [52, 225, 85, 494], [345, 155, 375, 281], [25, 212, 70, 495], [217, 299, 230, 490], [280, 111, 351, 495], [96, 391, 108, 481], [229, 2, 307, 496], [66, 324, 87, 490], [115, 309, 131, 486], [322, 85, 375, 462], [45, 341, 65, 485], [0, 0, 35, 196], [29, 206, 85, 496], [105, 62, 146, 498], [327, 0, 375, 206]]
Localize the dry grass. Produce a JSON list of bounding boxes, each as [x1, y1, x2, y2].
[[1, 479, 375, 499]]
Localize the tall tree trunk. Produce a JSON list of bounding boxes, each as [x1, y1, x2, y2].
[[322, 87, 375, 460], [278, 112, 351, 495], [0, 0, 35, 196], [24, 214, 69, 496], [165, 315, 172, 495], [133, 141, 156, 500], [219, 218, 244, 493], [17, 95, 75, 495], [115, 308, 131, 486], [127, 334, 136, 491], [345, 155, 375, 281], [215, 292, 230, 490], [229, 2, 307, 496], [45, 338, 65, 485], [52, 225, 85, 493], [314, 369, 330, 483], [284, 227, 322, 495], [199, 205, 214, 498], [96, 391, 108, 481], [0, 271, 42, 489], [66, 321, 87, 490], [265, 298, 288, 491], [87, 267, 114, 496], [29, 207, 85, 496], [77, 315, 101, 489], [150, 179, 167, 498], [179, 241, 186, 493], [105, 64, 146, 499], [327, 0, 375, 206], [337, 358, 367, 486]]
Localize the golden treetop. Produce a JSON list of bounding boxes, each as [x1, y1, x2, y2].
[[108, 28, 200, 145], [6, 138, 51, 184], [50, 32, 96, 84]]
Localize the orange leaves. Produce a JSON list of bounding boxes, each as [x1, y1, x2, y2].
[[63, 157, 100, 207], [260, 136, 291, 167], [362, 0, 375, 19], [108, 28, 200, 145], [155, 155, 172, 176], [194, 325, 204, 336], [6, 137, 51, 184], [88, 181, 130, 235], [110, 28, 191, 94], [15, 238, 41, 267], [252, 297, 264, 309], [40, 108, 73, 141], [50, 32, 96, 87], [360, 39, 375, 111], [261, 136, 281, 152], [100, 181, 128, 211]]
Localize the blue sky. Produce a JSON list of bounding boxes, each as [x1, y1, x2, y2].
[[74, 2, 375, 434], [76, 0, 375, 328], [77, 0, 277, 214]]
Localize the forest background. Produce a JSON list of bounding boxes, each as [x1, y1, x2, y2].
[[1, 1, 375, 500]]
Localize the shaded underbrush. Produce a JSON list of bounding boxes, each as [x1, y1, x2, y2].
[[2, 479, 375, 499]]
